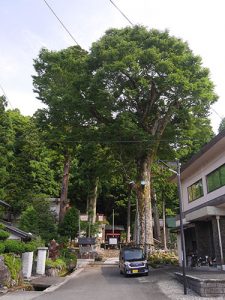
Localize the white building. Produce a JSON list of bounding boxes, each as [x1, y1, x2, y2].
[[175, 129, 225, 266]]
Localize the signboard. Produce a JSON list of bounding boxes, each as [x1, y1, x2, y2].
[[80, 214, 88, 221], [109, 237, 118, 245], [78, 237, 96, 245]]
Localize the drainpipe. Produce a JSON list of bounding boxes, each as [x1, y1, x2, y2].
[[216, 216, 224, 265]]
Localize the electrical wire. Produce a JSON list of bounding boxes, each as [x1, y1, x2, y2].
[[211, 107, 224, 120], [0, 83, 14, 110], [109, 0, 134, 26], [43, 0, 80, 47]]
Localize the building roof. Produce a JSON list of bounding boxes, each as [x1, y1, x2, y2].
[[181, 129, 225, 172], [105, 225, 125, 231], [1, 221, 33, 241], [171, 129, 225, 181]]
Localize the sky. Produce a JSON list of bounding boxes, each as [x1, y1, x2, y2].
[[1, 0, 225, 133]]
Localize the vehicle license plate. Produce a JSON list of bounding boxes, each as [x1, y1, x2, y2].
[[132, 269, 138, 273]]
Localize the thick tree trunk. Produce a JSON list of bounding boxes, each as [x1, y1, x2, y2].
[[136, 155, 154, 250], [59, 154, 70, 223], [152, 189, 161, 242], [88, 177, 99, 224]]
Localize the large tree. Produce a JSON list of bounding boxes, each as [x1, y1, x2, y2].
[[87, 26, 217, 247], [33, 46, 90, 222]]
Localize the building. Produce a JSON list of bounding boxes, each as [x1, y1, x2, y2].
[[175, 129, 225, 266]]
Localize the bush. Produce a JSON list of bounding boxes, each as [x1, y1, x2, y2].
[[46, 258, 67, 276], [0, 242, 5, 253], [23, 242, 36, 252], [0, 230, 10, 241], [3, 253, 22, 284], [148, 251, 179, 267], [4, 240, 25, 254], [60, 248, 77, 270]]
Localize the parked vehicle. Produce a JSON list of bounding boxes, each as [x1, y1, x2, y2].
[[119, 247, 148, 276]]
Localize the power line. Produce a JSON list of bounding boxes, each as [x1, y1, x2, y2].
[[211, 107, 224, 120], [109, 0, 134, 26], [0, 83, 14, 110], [43, 0, 80, 47]]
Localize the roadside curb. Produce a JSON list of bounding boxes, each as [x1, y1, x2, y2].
[[43, 268, 84, 293]]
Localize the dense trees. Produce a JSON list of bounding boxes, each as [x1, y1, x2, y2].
[[0, 25, 218, 247], [87, 26, 217, 246]]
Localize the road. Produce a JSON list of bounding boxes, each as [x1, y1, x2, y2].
[[36, 265, 170, 300], [1, 265, 217, 300]]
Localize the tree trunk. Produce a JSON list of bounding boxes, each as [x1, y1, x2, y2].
[[152, 189, 161, 242], [127, 194, 131, 243], [59, 154, 70, 223], [88, 177, 99, 224], [136, 155, 154, 249]]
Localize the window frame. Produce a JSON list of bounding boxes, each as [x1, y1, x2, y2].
[[206, 163, 225, 193], [187, 179, 204, 203]]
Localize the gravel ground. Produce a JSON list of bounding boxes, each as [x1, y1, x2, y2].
[[158, 269, 225, 300]]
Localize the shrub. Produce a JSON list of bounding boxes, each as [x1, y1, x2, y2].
[[46, 258, 67, 275], [4, 240, 25, 254], [46, 258, 66, 269], [23, 242, 36, 252], [0, 230, 10, 241], [3, 253, 22, 284], [148, 251, 178, 267], [0, 242, 5, 253], [60, 248, 77, 270]]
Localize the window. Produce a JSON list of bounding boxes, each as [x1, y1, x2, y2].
[[188, 179, 203, 202], [207, 164, 225, 193]]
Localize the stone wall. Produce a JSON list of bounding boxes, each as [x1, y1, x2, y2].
[[175, 272, 225, 297]]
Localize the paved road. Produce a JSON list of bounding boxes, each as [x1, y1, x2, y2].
[[1, 265, 224, 300], [37, 265, 170, 300]]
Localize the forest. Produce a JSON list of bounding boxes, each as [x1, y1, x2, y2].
[[0, 26, 219, 245]]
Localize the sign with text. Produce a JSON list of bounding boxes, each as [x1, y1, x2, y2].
[[80, 214, 88, 221], [109, 237, 118, 245]]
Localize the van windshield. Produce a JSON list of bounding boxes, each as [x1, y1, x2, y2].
[[123, 249, 144, 261]]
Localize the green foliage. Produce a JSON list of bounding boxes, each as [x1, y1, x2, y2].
[[80, 221, 100, 237], [218, 117, 225, 133], [3, 254, 22, 282], [19, 200, 57, 242], [45, 258, 66, 269], [59, 248, 77, 269], [0, 242, 5, 253], [23, 241, 37, 252], [58, 207, 79, 239], [148, 251, 178, 268], [0, 230, 10, 241], [4, 240, 25, 254]]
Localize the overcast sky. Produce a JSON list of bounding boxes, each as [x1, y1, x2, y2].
[[1, 0, 224, 132]]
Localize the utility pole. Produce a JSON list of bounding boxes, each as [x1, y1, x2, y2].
[[158, 159, 187, 295], [177, 160, 187, 295], [162, 194, 168, 251]]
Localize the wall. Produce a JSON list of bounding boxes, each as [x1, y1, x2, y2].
[[181, 151, 225, 213]]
